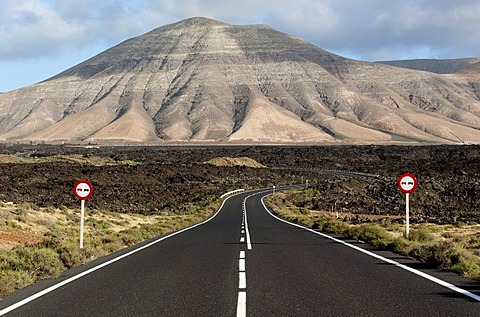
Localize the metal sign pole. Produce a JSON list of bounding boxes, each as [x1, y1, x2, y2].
[[74, 180, 93, 250], [398, 173, 416, 239], [80, 199, 85, 249], [405, 193, 410, 239]]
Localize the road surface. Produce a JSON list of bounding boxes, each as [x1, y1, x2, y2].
[[1, 188, 479, 316]]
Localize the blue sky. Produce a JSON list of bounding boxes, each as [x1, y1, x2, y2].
[[1, 0, 479, 92]]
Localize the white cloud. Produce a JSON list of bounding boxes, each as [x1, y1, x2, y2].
[[0, 0, 144, 60], [0, 0, 87, 58], [139, 0, 480, 61], [1, 0, 479, 69]]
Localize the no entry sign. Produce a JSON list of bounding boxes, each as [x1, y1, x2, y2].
[[397, 173, 417, 194], [397, 173, 417, 239], [73, 180, 93, 249], [74, 180, 93, 200]]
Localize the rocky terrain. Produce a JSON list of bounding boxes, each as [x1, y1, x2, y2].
[[0, 17, 479, 144], [0, 144, 479, 224]]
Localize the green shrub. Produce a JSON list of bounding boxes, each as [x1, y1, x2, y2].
[[0, 246, 64, 294], [388, 236, 412, 255], [322, 219, 349, 235], [0, 270, 34, 296], [347, 224, 393, 248], [1, 247, 58, 277], [409, 228, 435, 242], [119, 228, 144, 245], [452, 253, 480, 280], [86, 218, 111, 230], [15, 202, 38, 215], [52, 241, 85, 268]]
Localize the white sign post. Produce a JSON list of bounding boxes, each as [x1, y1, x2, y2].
[[397, 173, 418, 239], [73, 180, 93, 249]]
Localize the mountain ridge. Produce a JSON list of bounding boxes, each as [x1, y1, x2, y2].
[[0, 17, 479, 144], [377, 57, 480, 74]]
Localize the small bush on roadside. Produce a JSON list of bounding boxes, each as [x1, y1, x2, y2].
[[348, 224, 393, 248], [452, 253, 480, 280], [322, 219, 349, 235], [0, 270, 34, 296], [409, 228, 435, 243], [15, 202, 38, 215], [119, 227, 145, 245], [388, 236, 411, 255], [0, 246, 64, 296]]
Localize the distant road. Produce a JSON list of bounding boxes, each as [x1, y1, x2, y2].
[[1, 188, 479, 316], [289, 167, 379, 178]]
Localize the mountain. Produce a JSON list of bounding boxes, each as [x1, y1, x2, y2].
[[377, 58, 480, 74], [0, 17, 480, 144]]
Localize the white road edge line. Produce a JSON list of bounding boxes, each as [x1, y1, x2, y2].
[[236, 291, 246, 317], [260, 195, 480, 302], [0, 191, 244, 316]]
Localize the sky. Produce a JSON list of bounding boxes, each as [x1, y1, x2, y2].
[[1, 0, 479, 92]]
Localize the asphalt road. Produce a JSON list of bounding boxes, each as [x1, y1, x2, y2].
[[1, 188, 479, 316]]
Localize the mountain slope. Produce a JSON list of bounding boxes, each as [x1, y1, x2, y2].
[[377, 58, 480, 74], [0, 17, 479, 144]]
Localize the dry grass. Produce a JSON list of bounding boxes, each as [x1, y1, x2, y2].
[[0, 197, 220, 296], [0, 154, 139, 166], [204, 156, 266, 168], [266, 189, 480, 281]]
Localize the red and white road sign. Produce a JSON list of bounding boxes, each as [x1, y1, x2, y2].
[[397, 173, 417, 194], [73, 180, 93, 200]]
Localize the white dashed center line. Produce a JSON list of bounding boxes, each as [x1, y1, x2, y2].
[[237, 291, 246, 317], [243, 197, 252, 250], [237, 249, 247, 317], [239, 272, 246, 289], [239, 259, 246, 271]]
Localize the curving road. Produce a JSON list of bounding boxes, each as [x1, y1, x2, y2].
[[1, 188, 479, 316]]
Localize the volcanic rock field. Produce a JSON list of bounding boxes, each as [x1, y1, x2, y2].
[[0, 145, 478, 224]]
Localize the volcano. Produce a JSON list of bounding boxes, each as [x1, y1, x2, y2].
[[1, 17, 480, 144]]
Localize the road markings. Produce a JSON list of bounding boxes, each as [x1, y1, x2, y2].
[[243, 197, 252, 250], [0, 191, 244, 316], [237, 250, 247, 317], [239, 272, 247, 289], [240, 237, 245, 242], [239, 259, 246, 271], [236, 291, 246, 317], [260, 195, 480, 302]]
